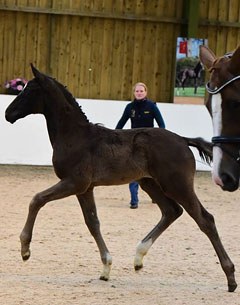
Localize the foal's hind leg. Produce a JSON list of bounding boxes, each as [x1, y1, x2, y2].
[[20, 178, 80, 261], [179, 191, 237, 292], [76, 190, 112, 281], [135, 178, 183, 270]]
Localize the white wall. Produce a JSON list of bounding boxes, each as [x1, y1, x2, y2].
[[0, 94, 213, 170]]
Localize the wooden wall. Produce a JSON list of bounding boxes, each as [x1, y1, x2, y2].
[[1, 0, 240, 102], [199, 0, 240, 54]]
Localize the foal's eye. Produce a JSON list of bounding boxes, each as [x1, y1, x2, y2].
[[229, 100, 240, 109]]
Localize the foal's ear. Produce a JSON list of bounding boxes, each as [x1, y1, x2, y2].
[[199, 45, 216, 70], [228, 45, 240, 75], [30, 63, 46, 82]]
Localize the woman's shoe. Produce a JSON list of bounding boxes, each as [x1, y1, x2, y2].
[[130, 203, 138, 209]]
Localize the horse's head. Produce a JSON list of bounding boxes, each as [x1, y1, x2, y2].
[[200, 45, 240, 191], [5, 64, 54, 123]]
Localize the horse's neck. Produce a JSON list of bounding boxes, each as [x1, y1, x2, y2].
[[194, 63, 202, 74], [43, 98, 89, 147]]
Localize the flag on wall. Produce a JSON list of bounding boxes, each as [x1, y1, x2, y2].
[[179, 41, 187, 54]]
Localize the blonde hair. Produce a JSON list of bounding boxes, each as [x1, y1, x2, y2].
[[132, 82, 148, 92]]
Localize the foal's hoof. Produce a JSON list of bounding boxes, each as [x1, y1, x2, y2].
[[21, 250, 31, 261], [228, 282, 237, 292], [99, 275, 109, 281], [134, 264, 143, 271]]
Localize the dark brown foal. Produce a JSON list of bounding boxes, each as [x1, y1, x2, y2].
[[5, 65, 236, 292]]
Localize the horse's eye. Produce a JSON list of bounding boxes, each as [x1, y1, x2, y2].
[[229, 100, 240, 109]]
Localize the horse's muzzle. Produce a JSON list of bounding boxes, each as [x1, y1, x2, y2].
[[220, 173, 239, 192], [5, 111, 17, 124]]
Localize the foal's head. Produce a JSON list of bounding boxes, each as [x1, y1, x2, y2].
[[5, 64, 83, 125], [200, 45, 240, 191], [5, 65, 53, 123]]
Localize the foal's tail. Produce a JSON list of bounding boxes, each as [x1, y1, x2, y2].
[[184, 137, 213, 165]]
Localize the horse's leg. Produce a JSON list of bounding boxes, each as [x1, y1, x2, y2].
[[194, 77, 197, 94], [20, 178, 80, 261], [182, 78, 186, 92], [76, 191, 112, 281], [134, 178, 183, 270], [179, 191, 237, 292]]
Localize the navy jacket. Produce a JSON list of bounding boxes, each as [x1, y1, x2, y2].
[[116, 98, 165, 129]]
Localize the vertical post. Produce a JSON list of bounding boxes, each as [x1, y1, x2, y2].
[[180, 0, 200, 38], [188, 0, 200, 38]]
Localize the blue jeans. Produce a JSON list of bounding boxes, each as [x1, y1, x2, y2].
[[129, 181, 139, 204]]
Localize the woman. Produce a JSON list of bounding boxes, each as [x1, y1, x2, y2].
[[116, 82, 165, 209]]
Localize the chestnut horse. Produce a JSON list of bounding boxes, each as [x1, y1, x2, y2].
[[5, 65, 237, 292], [200, 45, 240, 192]]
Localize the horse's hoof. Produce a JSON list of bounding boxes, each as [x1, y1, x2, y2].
[[134, 264, 143, 271], [99, 275, 109, 281], [228, 282, 237, 292], [22, 250, 31, 261]]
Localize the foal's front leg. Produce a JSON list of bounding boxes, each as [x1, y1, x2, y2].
[[76, 191, 112, 281], [20, 178, 78, 261]]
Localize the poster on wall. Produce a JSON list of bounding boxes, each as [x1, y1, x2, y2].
[[175, 37, 208, 100]]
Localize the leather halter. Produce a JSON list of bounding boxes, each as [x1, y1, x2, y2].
[[212, 137, 240, 164], [206, 59, 240, 164], [206, 75, 240, 94]]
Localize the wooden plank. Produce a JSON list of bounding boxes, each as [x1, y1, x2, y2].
[[218, 0, 228, 21], [131, 20, 144, 86], [121, 21, 135, 100], [49, 15, 61, 80], [112, 0, 124, 14], [228, 0, 239, 22], [199, 0, 209, 20], [18, 0, 40, 6], [36, 0, 52, 8], [99, 18, 114, 99], [88, 18, 104, 98], [226, 28, 238, 51], [92, 0, 104, 11], [16, 0, 28, 5], [109, 19, 125, 100], [226, 0, 239, 51], [175, 0, 184, 19], [205, 0, 218, 53], [207, 0, 219, 20], [78, 17, 92, 98], [51, 0, 63, 10], [216, 29, 228, 56], [4, 0, 17, 5], [36, 13, 50, 73], [23, 12, 36, 78], [216, 0, 228, 55], [67, 15, 81, 96], [137, 22, 158, 96], [131, 0, 144, 87], [100, 0, 113, 12], [3, 11, 16, 82], [152, 23, 166, 102], [0, 11, 7, 93], [57, 15, 71, 86]]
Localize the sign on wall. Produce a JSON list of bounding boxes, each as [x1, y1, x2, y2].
[[175, 37, 208, 98]]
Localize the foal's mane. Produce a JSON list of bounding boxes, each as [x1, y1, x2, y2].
[[49, 76, 90, 123]]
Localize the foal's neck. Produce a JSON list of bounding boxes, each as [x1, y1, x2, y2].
[[43, 89, 90, 146]]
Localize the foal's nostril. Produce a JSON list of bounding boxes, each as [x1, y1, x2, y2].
[[221, 173, 239, 192], [5, 112, 15, 123]]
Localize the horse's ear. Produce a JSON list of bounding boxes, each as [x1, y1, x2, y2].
[[30, 63, 47, 82], [228, 46, 240, 75], [199, 45, 216, 70]]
